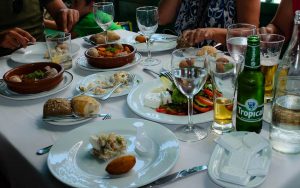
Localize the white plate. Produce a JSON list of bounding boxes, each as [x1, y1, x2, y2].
[[0, 71, 73, 100], [43, 117, 93, 126], [47, 118, 179, 188], [208, 131, 271, 188], [10, 42, 81, 63], [127, 79, 213, 125], [124, 34, 177, 53], [263, 103, 271, 123], [76, 53, 142, 72], [76, 72, 143, 99]]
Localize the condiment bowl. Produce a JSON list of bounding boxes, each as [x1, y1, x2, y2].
[[3, 62, 64, 94]]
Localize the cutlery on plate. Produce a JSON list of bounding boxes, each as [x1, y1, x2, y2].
[[83, 37, 97, 46], [140, 165, 208, 188], [142, 68, 173, 82], [37, 114, 111, 155], [42, 113, 111, 121]]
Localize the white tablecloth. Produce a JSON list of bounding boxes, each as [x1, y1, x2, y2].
[[0, 30, 299, 188]]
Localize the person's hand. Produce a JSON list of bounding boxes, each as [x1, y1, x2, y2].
[[55, 8, 79, 32], [0, 27, 35, 50], [183, 28, 214, 46], [258, 26, 274, 34]]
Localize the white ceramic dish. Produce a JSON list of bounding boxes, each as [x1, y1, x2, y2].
[[76, 53, 141, 72], [76, 71, 143, 99], [124, 34, 177, 53], [10, 42, 81, 63], [208, 131, 271, 188], [127, 79, 213, 125], [47, 118, 179, 188], [0, 71, 73, 100], [43, 116, 93, 126]]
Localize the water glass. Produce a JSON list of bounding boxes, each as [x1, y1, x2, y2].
[[171, 48, 208, 142], [270, 76, 300, 154], [209, 53, 244, 134], [45, 33, 72, 70], [136, 6, 160, 66], [226, 23, 256, 60], [259, 34, 285, 103]]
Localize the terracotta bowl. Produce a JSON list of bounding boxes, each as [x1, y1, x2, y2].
[[85, 44, 136, 69], [3, 62, 64, 94]]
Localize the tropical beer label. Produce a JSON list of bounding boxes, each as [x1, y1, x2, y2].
[[237, 99, 264, 122]]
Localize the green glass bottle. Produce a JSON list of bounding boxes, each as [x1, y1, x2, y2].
[[236, 35, 265, 133]]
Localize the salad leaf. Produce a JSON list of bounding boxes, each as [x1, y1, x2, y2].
[[171, 88, 187, 104]]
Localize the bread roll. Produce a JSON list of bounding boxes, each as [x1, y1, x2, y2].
[[71, 96, 100, 117], [43, 98, 72, 116], [197, 46, 217, 57], [107, 31, 120, 41]]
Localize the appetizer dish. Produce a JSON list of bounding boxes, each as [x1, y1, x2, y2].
[[135, 35, 147, 43], [3, 62, 63, 94], [87, 43, 132, 58], [89, 132, 127, 160], [90, 31, 120, 44], [106, 155, 136, 175]]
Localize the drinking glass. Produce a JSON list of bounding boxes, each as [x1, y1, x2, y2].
[[259, 34, 285, 103], [45, 33, 72, 70], [171, 48, 208, 142], [136, 6, 160, 66], [226, 23, 256, 60], [93, 1, 114, 44], [270, 76, 300, 154], [209, 52, 244, 134]]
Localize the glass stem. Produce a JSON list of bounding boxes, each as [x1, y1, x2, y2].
[[187, 96, 194, 130], [146, 36, 151, 59], [104, 30, 108, 44]]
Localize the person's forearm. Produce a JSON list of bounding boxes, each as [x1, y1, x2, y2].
[[210, 28, 227, 45], [236, 0, 260, 27], [158, 0, 181, 25], [45, 0, 67, 20], [44, 19, 58, 30]]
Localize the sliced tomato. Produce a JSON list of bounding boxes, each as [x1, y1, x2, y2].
[[193, 103, 212, 113], [215, 89, 222, 97], [156, 107, 167, 113], [195, 96, 213, 107], [203, 89, 214, 98]]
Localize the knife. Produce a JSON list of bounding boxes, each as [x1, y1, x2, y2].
[[140, 165, 208, 188]]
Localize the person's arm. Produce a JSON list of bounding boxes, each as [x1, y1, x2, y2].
[[235, 0, 260, 28], [45, 0, 80, 32], [264, 0, 294, 41], [158, 0, 181, 25], [0, 28, 36, 50]]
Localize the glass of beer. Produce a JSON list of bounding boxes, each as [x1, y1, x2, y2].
[[259, 34, 285, 103], [209, 52, 244, 134]]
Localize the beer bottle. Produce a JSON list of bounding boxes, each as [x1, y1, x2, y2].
[[236, 35, 264, 133]]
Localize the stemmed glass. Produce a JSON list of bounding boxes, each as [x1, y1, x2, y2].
[[226, 23, 256, 60], [93, 1, 114, 44], [171, 48, 209, 142], [136, 6, 160, 66]]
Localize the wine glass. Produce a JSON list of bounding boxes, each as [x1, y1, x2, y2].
[[171, 48, 209, 142], [226, 23, 256, 60], [136, 6, 160, 66], [93, 1, 114, 44]]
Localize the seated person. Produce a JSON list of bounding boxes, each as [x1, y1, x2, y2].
[[158, 0, 260, 47], [44, 0, 122, 38], [0, 0, 79, 56]]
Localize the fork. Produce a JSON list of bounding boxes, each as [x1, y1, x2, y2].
[[42, 113, 111, 121], [37, 114, 112, 155], [143, 68, 173, 82]]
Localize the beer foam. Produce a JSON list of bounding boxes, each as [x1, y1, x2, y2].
[[260, 59, 278, 66]]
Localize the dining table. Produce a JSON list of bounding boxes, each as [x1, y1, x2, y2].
[[0, 29, 299, 188]]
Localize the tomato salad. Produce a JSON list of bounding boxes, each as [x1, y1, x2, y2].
[[155, 79, 220, 115]]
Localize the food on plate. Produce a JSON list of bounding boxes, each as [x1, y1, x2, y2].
[[135, 35, 147, 43], [179, 59, 195, 68], [216, 57, 230, 73], [8, 66, 58, 83], [144, 76, 215, 115], [43, 98, 72, 116], [176, 35, 193, 49], [79, 71, 132, 95], [71, 95, 100, 117], [105, 155, 136, 175], [197, 45, 217, 57], [87, 43, 132, 58], [89, 132, 127, 160], [90, 31, 120, 44]]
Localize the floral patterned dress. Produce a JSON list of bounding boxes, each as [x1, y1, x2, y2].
[[174, 0, 237, 46]]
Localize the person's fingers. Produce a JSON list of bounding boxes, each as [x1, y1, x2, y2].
[[67, 11, 74, 32], [14, 27, 35, 43], [60, 10, 68, 32], [258, 27, 267, 34], [9, 30, 29, 48]]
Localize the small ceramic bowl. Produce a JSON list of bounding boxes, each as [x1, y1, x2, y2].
[[85, 43, 136, 69], [3, 62, 64, 94]]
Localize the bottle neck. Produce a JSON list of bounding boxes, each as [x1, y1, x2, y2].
[[244, 44, 260, 70]]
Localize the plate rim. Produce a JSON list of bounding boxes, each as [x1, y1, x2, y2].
[[47, 118, 180, 187], [75, 71, 143, 99], [208, 131, 271, 188], [10, 42, 81, 64], [127, 79, 213, 125], [0, 71, 73, 100], [76, 52, 142, 72]]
